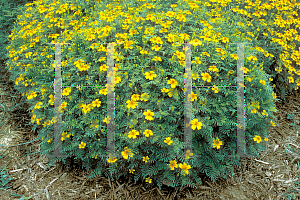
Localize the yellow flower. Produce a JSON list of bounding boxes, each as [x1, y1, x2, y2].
[[121, 147, 134, 159], [143, 109, 154, 120], [143, 129, 153, 137], [92, 99, 101, 107], [103, 116, 111, 124], [190, 119, 202, 130], [264, 137, 269, 142], [129, 169, 135, 174], [79, 142, 86, 149], [62, 88, 71, 96], [152, 56, 162, 61], [140, 93, 149, 101], [161, 88, 169, 93], [251, 109, 257, 113], [144, 71, 157, 80], [98, 87, 107, 95], [34, 102, 43, 109], [262, 110, 268, 117], [208, 65, 219, 72], [188, 91, 197, 101], [164, 137, 173, 145], [107, 156, 117, 163], [61, 102, 67, 110], [212, 86, 219, 93], [131, 94, 140, 101], [128, 129, 139, 139], [260, 80, 266, 86], [168, 160, 178, 170], [185, 150, 193, 159], [167, 78, 178, 88], [143, 156, 149, 163], [126, 99, 138, 109], [61, 131, 69, 141], [179, 162, 191, 175], [201, 72, 211, 82], [270, 120, 276, 126], [253, 135, 262, 143], [80, 104, 91, 115], [145, 177, 152, 183], [213, 137, 223, 149], [27, 91, 37, 100]]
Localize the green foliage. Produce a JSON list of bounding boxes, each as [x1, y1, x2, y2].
[[4, 0, 281, 190], [0, 0, 34, 61]]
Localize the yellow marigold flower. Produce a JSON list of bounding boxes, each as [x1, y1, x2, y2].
[[179, 162, 191, 175], [189, 91, 197, 101], [190, 119, 202, 130], [140, 93, 149, 101], [212, 86, 219, 93], [121, 147, 134, 159], [253, 135, 262, 143], [167, 78, 178, 88], [251, 109, 257, 113], [264, 137, 269, 142], [143, 129, 153, 137], [161, 88, 169, 93], [34, 102, 43, 109], [48, 94, 54, 105], [92, 99, 101, 107], [213, 137, 223, 149], [62, 88, 71, 96], [143, 109, 154, 120], [270, 120, 276, 126], [272, 92, 277, 99], [81, 104, 91, 115], [168, 160, 178, 170], [143, 156, 149, 163], [208, 65, 219, 72], [103, 116, 111, 124], [262, 110, 268, 117], [129, 169, 135, 174], [152, 56, 162, 61], [79, 142, 86, 149], [145, 177, 152, 183], [99, 88, 107, 95], [61, 131, 71, 141], [61, 101, 67, 110], [27, 91, 37, 100], [164, 137, 173, 145], [144, 71, 157, 80], [128, 129, 139, 139], [131, 94, 140, 101], [47, 138, 53, 143], [126, 99, 138, 109], [201, 72, 211, 82], [260, 80, 266, 86], [185, 150, 193, 159], [107, 156, 117, 163]]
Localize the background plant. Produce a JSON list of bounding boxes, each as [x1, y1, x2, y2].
[[3, 0, 295, 191]]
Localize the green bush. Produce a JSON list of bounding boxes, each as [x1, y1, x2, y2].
[[4, 0, 279, 190]]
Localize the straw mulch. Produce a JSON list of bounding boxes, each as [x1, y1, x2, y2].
[[0, 61, 299, 199]]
